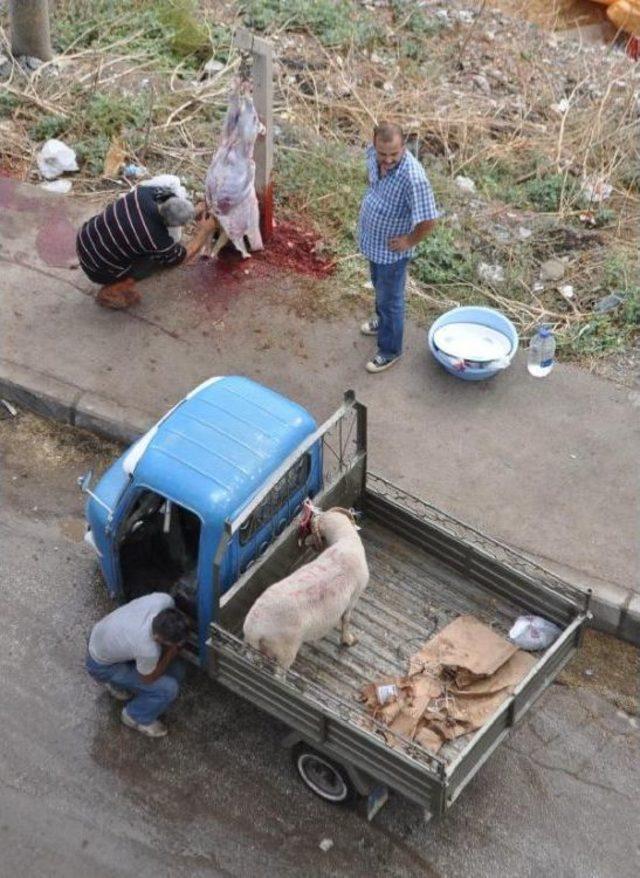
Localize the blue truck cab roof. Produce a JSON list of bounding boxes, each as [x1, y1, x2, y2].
[[122, 375, 317, 524]]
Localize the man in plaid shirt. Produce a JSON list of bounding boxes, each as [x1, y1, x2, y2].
[[358, 122, 439, 373]]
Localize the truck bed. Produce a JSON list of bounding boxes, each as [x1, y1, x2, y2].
[[295, 520, 528, 762], [208, 401, 588, 811], [224, 518, 526, 764]]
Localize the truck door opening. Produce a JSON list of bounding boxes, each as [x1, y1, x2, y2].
[[118, 490, 201, 613]]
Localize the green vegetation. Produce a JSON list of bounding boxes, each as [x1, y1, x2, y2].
[[522, 174, 581, 213], [274, 143, 364, 248], [29, 115, 68, 141], [558, 249, 640, 357], [391, 0, 445, 58], [84, 92, 149, 138], [241, 0, 383, 48], [52, 0, 228, 67], [473, 162, 582, 213], [0, 92, 20, 116], [74, 135, 111, 176], [413, 227, 474, 287], [156, 0, 211, 61]]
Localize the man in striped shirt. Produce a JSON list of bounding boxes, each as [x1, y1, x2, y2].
[[358, 122, 439, 373], [76, 184, 217, 309]]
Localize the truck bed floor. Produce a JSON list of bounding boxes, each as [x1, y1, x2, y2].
[[290, 520, 525, 761]]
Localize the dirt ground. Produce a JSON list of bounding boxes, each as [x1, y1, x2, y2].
[[558, 629, 640, 716]]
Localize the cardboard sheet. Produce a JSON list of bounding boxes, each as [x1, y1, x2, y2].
[[360, 616, 537, 754]]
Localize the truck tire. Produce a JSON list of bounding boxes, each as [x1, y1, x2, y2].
[[292, 744, 356, 805]]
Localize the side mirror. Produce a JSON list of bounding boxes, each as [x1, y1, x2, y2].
[[78, 470, 94, 493], [76, 470, 113, 518]]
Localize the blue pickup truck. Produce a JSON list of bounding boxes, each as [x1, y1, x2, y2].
[[81, 376, 590, 820]]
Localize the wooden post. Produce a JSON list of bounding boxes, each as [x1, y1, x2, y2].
[[9, 0, 53, 61], [234, 29, 274, 241]]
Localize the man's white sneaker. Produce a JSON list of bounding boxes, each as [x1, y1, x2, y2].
[[360, 317, 379, 336], [105, 683, 132, 701], [366, 353, 401, 373], [121, 708, 168, 738]]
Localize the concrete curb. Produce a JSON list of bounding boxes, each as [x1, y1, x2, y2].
[[0, 360, 149, 446], [1, 360, 638, 647]]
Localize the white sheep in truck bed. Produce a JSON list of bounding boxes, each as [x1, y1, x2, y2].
[[243, 502, 369, 671]]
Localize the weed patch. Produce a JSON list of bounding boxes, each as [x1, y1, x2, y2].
[[240, 0, 383, 48], [155, 0, 211, 61], [274, 144, 364, 249], [29, 115, 69, 142], [84, 92, 149, 138], [52, 0, 220, 67], [413, 226, 474, 287], [522, 173, 581, 213], [0, 92, 20, 116]]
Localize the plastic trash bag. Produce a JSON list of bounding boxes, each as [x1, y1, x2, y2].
[[39, 179, 72, 193], [36, 139, 79, 180], [509, 615, 562, 651]]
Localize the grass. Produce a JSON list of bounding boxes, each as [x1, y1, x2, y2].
[[413, 226, 474, 287], [274, 143, 364, 251], [557, 248, 640, 357], [29, 115, 69, 141], [523, 173, 581, 213], [240, 0, 383, 49], [391, 0, 447, 58], [84, 92, 150, 138]]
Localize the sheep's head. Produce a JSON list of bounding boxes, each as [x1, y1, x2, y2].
[[297, 498, 322, 548], [297, 500, 360, 549]]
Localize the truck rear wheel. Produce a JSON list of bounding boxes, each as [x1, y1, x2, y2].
[[292, 744, 356, 805]]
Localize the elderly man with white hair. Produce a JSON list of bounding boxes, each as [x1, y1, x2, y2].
[[76, 183, 216, 309]]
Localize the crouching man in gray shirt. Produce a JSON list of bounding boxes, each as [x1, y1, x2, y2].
[[86, 592, 189, 738]]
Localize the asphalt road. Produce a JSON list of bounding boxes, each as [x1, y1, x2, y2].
[[1, 413, 637, 878]]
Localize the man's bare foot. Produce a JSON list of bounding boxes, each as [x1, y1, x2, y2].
[[96, 278, 141, 310]]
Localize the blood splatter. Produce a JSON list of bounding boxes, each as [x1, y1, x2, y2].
[[180, 255, 248, 317], [180, 219, 335, 316], [0, 178, 40, 211], [252, 220, 335, 279], [258, 181, 274, 243], [35, 210, 78, 267], [1, 178, 78, 267]]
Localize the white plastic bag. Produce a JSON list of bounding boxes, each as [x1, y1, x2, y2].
[[39, 179, 72, 194], [37, 139, 79, 180], [508, 615, 562, 651]]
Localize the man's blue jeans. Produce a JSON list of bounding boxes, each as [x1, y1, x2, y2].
[[86, 652, 185, 725], [369, 257, 409, 358]]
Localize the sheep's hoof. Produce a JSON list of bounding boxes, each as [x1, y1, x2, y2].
[[341, 633, 358, 648]]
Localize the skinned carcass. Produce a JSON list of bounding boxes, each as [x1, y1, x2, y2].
[[243, 501, 369, 671], [204, 86, 265, 259]]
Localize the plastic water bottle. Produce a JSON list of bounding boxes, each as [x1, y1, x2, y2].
[[527, 325, 556, 377]]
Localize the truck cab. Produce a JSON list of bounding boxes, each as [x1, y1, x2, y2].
[[83, 376, 322, 661]]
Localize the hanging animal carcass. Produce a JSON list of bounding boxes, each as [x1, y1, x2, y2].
[[204, 87, 265, 259]]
